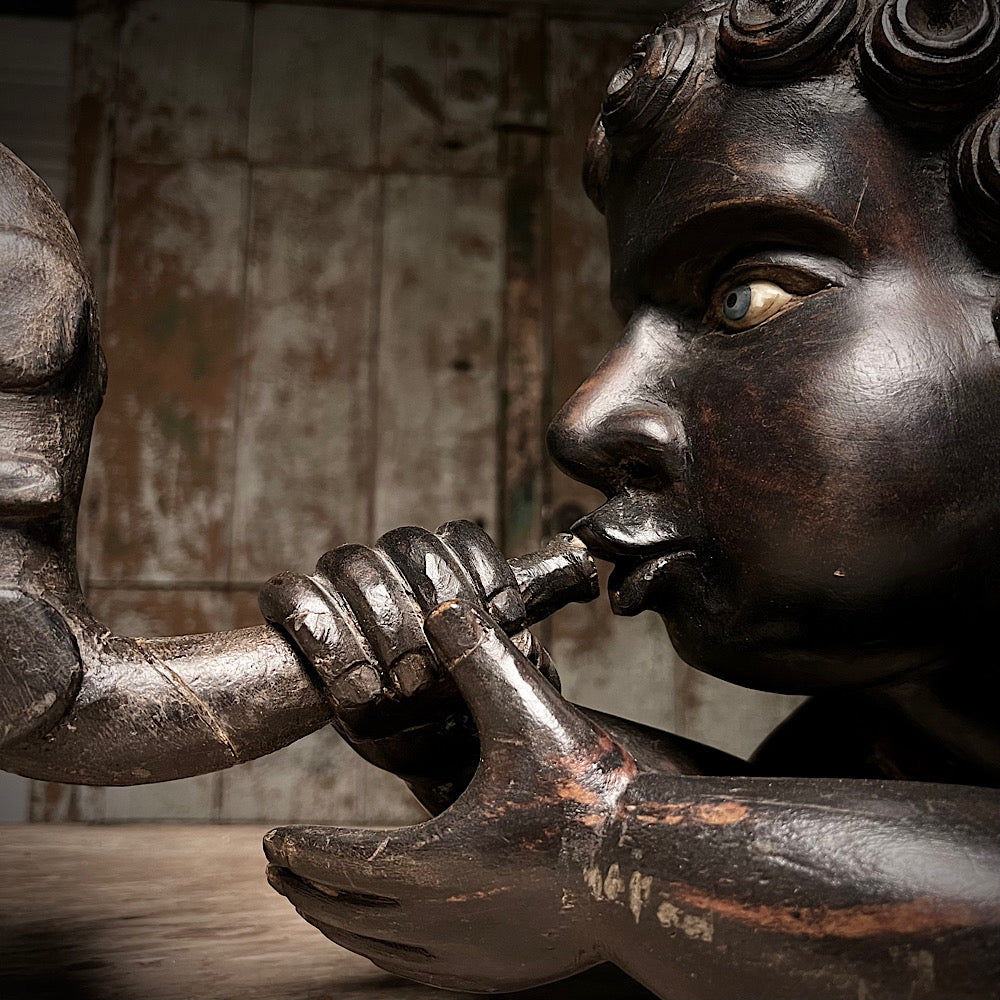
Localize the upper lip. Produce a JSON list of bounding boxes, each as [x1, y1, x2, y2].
[[571, 496, 693, 566]]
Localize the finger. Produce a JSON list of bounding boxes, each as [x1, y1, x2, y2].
[[423, 600, 598, 758], [301, 919, 434, 973], [267, 871, 435, 978], [315, 544, 436, 698], [510, 629, 561, 692], [376, 525, 480, 613], [258, 572, 385, 708], [267, 865, 424, 943], [288, 908, 435, 981], [436, 520, 525, 633], [264, 822, 447, 893]]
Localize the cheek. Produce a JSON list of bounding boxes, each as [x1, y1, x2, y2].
[[683, 295, 1000, 596], [688, 358, 840, 583]]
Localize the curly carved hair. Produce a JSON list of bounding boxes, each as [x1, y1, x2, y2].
[[584, 0, 1000, 264]]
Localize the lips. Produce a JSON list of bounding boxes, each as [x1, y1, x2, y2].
[[571, 498, 696, 616], [607, 549, 697, 615]]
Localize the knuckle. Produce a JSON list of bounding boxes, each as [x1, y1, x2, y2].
[[486, 585, 527, 633], [315, 542, 378, 583], [325, 661, 385, 709], [258, 571, 314, 621], [436, 520, 517, 603], [376, 524, 435, 550], [378, 533, 475, 612]]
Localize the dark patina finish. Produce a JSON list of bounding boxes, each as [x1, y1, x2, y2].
[[262, 0, 1000, 996], [1, 0, 999, 995]]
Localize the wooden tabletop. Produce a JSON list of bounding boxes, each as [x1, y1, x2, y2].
[[0, 824, 655, 1000]]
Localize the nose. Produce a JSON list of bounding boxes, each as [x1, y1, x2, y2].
[[546, 310, 687, 497]]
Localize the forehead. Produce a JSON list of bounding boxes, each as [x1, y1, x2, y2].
[[604, 73, 947, 299]]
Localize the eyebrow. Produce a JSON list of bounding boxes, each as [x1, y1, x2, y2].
[[615, 197, 868, 312]]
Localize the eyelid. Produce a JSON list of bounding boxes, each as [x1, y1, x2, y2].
[[714, 256, 841, 296], [712, 263, 840, 299], [704, 256, 841, 332]]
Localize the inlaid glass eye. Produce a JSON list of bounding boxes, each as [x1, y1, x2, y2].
[[723, 285, 751, 321], [716, 280, 793, 332]]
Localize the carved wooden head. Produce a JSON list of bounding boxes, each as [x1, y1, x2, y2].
[[551, 0, 1000, 692]]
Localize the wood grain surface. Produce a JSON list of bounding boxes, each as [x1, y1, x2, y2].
[[0, 824, 654, 1000]]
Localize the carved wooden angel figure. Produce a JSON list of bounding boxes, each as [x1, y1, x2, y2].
[[260, 0, 1000, 996], [0, 0, 998, 996]]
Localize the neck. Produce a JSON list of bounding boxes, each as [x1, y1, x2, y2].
[[879, 648, 1000, 783]]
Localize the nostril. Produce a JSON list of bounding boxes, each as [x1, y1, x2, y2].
[[615, 457, 661, 488], [548, 402, 686, 495]]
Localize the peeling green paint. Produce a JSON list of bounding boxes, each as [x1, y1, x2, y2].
[[506, 474, 538, 551]]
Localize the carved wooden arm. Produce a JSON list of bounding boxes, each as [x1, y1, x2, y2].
[[265, 600, 1000, 1000], [0, 532, 599, 785]]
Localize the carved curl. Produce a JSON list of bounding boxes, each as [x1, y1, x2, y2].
[[584, 24, 712, 213], [601, 27, 704, 139], [857, 0, 1000, 134], [716, 0, 862, 81], [951, 106, 1000, 262]]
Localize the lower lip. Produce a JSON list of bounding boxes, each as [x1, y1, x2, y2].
[[610, 549, 696, 615]]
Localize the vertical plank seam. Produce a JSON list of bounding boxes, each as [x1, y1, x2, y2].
[[224, 0, 256, 592], [367, 12, 387, 550], [38, 1, 128, 824], [496, 12, 512, 552], [361, 5, 387, 834], [217, 0, 257, 823], [82, 0, 125, 827], [79, 3, 126, 606]]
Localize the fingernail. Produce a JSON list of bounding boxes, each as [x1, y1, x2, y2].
[[263, 828, 287, 864], [424, 599, 489, 661], [390, 650, 437, 697], [327, 662, 383, 708]]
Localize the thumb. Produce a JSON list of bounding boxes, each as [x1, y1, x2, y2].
[[423, 599, 597, 759]]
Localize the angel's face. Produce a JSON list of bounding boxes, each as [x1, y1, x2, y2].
[[548, 75, 1000, 692]]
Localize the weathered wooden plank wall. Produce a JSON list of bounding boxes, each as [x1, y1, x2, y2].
[[26, 0, 802, 824]]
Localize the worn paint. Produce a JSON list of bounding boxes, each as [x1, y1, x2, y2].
[[629, 869, 654, 923], [670, 885, 1000, 940], [249, 6, 378, 168], [631, 800, 750, 826], [380, 14, 501, 174], [657, 898, 715, 942], [374, 174, 503, 537]]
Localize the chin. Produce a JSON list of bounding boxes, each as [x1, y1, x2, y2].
[[658, 602, 951, 696]]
